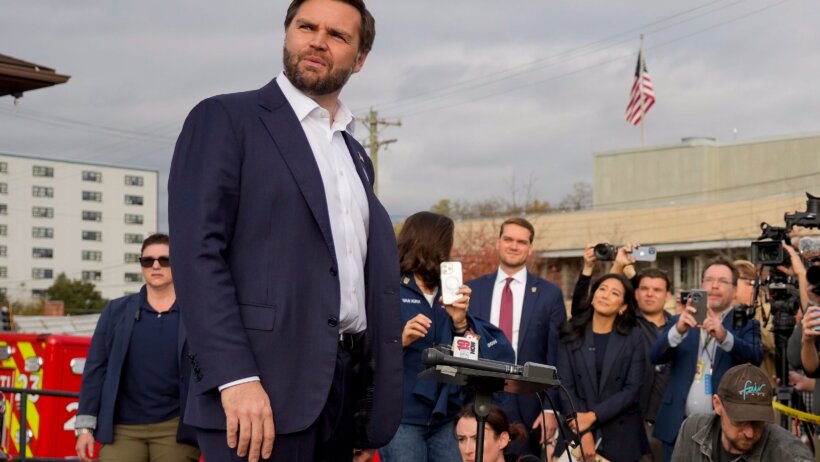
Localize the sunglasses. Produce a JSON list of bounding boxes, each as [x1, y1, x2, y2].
[[139, 256, 171, 268]]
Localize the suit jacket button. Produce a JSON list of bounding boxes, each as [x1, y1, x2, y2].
[[329, 267, 338, 277], [328, 317, 338, 327]]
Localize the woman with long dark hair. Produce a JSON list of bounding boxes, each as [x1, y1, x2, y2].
[[557, 273, 648, 462], [379, 212, 514, 462]]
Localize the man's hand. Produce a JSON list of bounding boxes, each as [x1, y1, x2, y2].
[[531, 411, 558, 444], [353, 449, 375, 462], [676, 304, 698, 334], [402, 314, 431, 347], [75, 432, 95, 462], [444, 285, 472, 330], [702, 310, 728, 343], [221, 381, 275, 462]]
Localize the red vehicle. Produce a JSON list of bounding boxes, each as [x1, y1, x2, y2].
[[0, 332, 90, 459]]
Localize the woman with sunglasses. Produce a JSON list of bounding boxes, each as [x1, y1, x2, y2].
[[75, 233, 200, 462]]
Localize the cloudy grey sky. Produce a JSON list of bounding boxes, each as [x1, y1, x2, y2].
[[2, 0, 817, 229]]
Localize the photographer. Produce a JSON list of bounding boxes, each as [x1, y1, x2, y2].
[[786, 242, 820, 415]]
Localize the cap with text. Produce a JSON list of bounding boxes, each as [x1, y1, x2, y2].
[[717, 364, 774, 423]]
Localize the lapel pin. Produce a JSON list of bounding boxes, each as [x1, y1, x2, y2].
[[531, 287, 537, 293], [403, 276, 410, 285]]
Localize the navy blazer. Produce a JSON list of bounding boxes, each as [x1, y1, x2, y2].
[[649, 314, 762, 444], [168, 78, 403, 448], [467, 271, 566, 426], [557, 325, 648, 462], [76, 290, 195, 444]]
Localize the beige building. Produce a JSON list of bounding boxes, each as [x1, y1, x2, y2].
[[454, 133, 820, 302]]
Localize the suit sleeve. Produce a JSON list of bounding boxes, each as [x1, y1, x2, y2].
[[591, 332, 646, 424], [727, 318, 763, 366], [76, 301, 114, 429], [168, 98, 260, 393], [650, 314, 680, 365], [557, 340, 581, 415], [546, 287, 568, 368]]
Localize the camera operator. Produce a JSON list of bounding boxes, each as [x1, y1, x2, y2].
[[786, 243, 820, 415], [733, 260, 777, 380]]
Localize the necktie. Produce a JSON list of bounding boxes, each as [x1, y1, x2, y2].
[[500, 277, 513, 342]]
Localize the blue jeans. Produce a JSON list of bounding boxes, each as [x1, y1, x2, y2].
[[378, 422, 460, 462]]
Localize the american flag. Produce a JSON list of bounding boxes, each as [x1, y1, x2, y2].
[[625, 51, 655, 125]]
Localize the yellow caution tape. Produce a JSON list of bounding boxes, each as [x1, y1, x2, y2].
[[773, 400, 820, 425]]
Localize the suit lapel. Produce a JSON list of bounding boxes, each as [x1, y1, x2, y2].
[[473, 275, 495, 321], [256, 79, 336, 260], [113, 296, 139, 367], [598, 330, 627, 395], [517, 272, 538, 353], [578, 326, 599, 401]]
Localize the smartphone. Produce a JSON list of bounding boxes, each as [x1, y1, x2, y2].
[[688, 289, 708, 324], [631, 246, 657, 262], [679, 290, 691, 305], [440, 261, 463, 305]]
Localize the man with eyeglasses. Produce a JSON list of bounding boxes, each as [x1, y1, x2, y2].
[[75, 233, 199, 462], [650, 257, 762, 462]]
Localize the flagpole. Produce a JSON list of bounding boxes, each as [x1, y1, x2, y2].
[[639, 34, 646, 148]]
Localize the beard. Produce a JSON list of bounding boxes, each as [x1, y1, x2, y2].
[[283, 46, 355, 97]]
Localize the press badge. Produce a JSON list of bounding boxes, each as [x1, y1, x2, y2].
[[704, 372, 713, 395]]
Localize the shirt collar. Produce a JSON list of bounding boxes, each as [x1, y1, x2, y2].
[[496, 267, 527, 285], [276, 71, 356, 134]]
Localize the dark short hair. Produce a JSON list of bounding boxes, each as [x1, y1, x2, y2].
[[454, 404, 526, 443], [702, 257, 739, 286], [141, 233, 170, 255], [499, 217, 535, 243], [397, 212, 454, 290], [637, 268, 672, 293], [284, 0, 376, 54]]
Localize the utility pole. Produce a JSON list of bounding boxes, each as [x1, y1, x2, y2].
[[358, 108, 401, 196]]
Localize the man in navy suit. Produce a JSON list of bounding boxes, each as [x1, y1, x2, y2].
[[167, 1, 403, 461], [650, 258, 762, 462], [466, 217, 567, 453]]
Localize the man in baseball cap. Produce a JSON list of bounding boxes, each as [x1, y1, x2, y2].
[[671, 364, 812, 461]]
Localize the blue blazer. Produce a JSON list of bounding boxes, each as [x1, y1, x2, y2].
[[467, 271, 567, 426], [557, 325, 648, 462], [649, 314, 762, 444], [77, 291, 195, 444], [168, 78, 403, 448]]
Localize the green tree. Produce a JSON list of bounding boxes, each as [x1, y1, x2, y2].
[[46, 273, 108, 315]]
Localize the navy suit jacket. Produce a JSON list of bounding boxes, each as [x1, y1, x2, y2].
[[649, 314, 762, 444], [168, 78, 403, 448], [77, 291, 195, 444], [557, 325, 648, 462], [467, 271, 566, 426]]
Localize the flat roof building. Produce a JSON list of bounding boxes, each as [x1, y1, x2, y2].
[[0, 152, 158, 301]]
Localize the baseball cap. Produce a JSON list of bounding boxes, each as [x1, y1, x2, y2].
[[717, 364, 774, 423]]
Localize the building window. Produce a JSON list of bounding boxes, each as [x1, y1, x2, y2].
[[32, 206, 54, 218], [125, 175, 144, 186], [32, 166, 54, 177], [0, 225, 6, 236], [124, 253, 141, 263], [0, 204, 6, 215], [0, 183, 6, 194], [82, 271, 102, 282], [32, 186, 54, 198], [124, 273, 142, 283], [32, 268, 53, 280], [82, 210, 102, 222], [124, 214, 144, 225], [32, 227, 53, 239], [82, 250, 103, 261], [0, 245, 6, 257], [82, 171, 102, 182], [32, 289, 47, 298], [32, 248, 53, 259], [0, 162, 7, 173], [82, 230, 102, 242], [124, 194, 144, 206], [0, 267, 6, 278], [82, 191, 103, 202], [124, 233, 143, 244]]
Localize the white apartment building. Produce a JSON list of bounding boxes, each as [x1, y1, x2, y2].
[[0, 152, 158, 301]]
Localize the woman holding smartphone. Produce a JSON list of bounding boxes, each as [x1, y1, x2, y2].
[[557, 273, 648, 462], [379, 212, 514, 462]]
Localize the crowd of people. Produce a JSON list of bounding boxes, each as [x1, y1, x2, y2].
[[71, 0, 820, 461]]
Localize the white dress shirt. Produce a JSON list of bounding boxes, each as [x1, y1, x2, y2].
[[489, 267, 527, 359]]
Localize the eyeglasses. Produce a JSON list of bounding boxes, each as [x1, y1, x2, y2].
[[702, 277, 734, 287], [139, 256, 170, 268]]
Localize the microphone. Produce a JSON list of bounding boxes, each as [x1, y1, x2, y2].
[[422, 347, 524, 375]]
